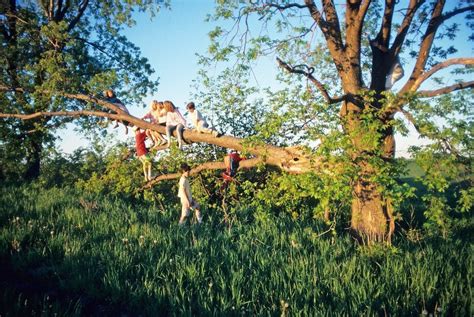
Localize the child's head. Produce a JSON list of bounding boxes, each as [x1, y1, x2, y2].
[[186, 102, 196, 112], [157, 101, 164, 110], [163, 100, 176, 112], [103, 89, 115, 98], [180, 163, 191, 174], [133, 126, 141, 134], [150, 100, 158, 111]]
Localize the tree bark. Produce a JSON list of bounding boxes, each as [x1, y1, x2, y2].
[[350, 148, 395, 243], [343, 100, 396, 243]]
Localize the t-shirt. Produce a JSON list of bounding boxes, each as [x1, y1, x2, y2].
[[158, 109, 167, 124], [135, 131, 147, 156], [107, 97, 129, 114], [166, 109, 186, 126], [178, 175, 192, 201], [189, 110, 207, 128]]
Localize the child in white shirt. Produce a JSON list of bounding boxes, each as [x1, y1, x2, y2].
[[177, 163, 202, 225], [186, 102, 219, 137]]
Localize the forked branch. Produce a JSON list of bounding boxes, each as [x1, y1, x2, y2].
[[276, 57, 345, 104]]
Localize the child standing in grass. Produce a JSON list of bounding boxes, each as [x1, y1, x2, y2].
[[133, 126, 152, 182], [186, 102, 219, 137], [178, 163, 202, 225]]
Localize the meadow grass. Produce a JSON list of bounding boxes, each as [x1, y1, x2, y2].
[[0, 184, 472, 316]]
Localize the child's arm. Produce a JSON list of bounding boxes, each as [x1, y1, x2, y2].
[[176, 110, 186, 126], [142, 112, 153, 120]]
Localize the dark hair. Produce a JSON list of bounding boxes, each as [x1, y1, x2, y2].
[[186, 102, 195, 110], [180, 163, 191, 172]]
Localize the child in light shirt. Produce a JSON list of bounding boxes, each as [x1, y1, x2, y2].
[[164, 100, 186, 149], [177, 163, 202, 225], [186, 102, 219, 137]]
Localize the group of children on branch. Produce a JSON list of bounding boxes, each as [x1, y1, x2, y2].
[[103, 90, 243, 225]]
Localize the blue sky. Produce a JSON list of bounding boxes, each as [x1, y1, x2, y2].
[[57, 1, 218, 152], [56, 1, 472, 156]]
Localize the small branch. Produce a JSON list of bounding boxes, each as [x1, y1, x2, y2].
[[437, 5, 474, 26], [417, 80, 474, 98], [411, 57, 474, 91], [140, 157, 263, 190], [276, 57, 345, 104], [398, 107, 420, 134], [263, 2, 307, 10]]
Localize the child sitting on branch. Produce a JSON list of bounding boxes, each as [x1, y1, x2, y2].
[[142, 100, 167, 148], [164, 100, 186, 149], [186, 102, 219, 137], [103, 89, 131, 134]]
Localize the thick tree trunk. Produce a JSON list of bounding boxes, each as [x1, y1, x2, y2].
[[350, 178, 394, 244], [343, 101, 396, 243]]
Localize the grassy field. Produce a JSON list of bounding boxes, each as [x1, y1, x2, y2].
[[0, 183, 472, 316]]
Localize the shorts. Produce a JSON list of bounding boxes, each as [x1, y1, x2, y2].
[[139, 154, 151, 163]]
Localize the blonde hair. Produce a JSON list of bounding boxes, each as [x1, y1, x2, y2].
[[163, 100, 176, 112], [150, 100, 158, 111], [157, 101, 164, 110]]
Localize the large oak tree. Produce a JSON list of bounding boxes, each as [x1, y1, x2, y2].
[[1, 0, 473, 243]]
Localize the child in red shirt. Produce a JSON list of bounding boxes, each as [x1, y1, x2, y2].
[[134, 127, 152, 181]]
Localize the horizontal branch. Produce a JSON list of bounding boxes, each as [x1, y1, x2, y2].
[[0, 109, 125, 122], [411, 57, 474, 91], [276, 57, 345, 104], [140, 157, 263, 190], [0, 104, 320, 174], [0, 85, 126, 114], [262, 2, 307, 10], [417, 80, 474, 98]]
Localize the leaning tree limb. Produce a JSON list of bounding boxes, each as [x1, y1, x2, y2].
[[140, 157, 263, 191], [0, 86, 323, 174]]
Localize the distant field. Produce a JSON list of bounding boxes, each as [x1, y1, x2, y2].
[[0, 184, 472, 316]]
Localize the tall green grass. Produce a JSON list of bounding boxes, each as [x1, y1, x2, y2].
[[0, 184, 472, 316]]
